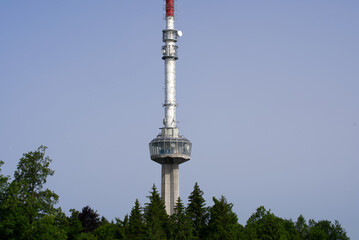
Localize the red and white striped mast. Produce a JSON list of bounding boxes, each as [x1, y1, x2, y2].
[[149, 0, 192, 215]]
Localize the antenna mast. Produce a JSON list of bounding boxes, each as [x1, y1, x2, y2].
[[149, 0, 191, 215]]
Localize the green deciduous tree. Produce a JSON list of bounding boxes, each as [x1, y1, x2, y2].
[[0, 161, 9, 201], [244, 206, 286, 240], [143, 184, 168, 240], [186, 182, 208, 240], [280, 218, 301, 240], [295, 214, 308, 239], [207, 196, 242, 240], [307, 219, 350, 240], [0, 146, 66, 239], [0, 160, 10, 235], [67, 209, 83, 240], [94, 222, 119, 240], [77, 232, 98, 240], [30, 214, 68, 239], [307, 220, 327, 240], [14, 146, 59, 224], [331, 220, 350, 240]]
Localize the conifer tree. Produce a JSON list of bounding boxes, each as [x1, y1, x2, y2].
[[186, 182, 208, 239], [128, 199, 145, 240], [143, 184, 168, 240], [169, 197, 194, 240]]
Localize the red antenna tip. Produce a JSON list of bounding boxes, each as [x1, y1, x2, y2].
[[166, 0, 174, 17]]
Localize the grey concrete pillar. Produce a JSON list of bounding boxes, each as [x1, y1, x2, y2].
[[161, 163, 179, 215]]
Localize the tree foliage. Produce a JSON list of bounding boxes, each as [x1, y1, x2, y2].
[[245, 206, 295, 240], [307, 219, 350, 240], [67, 209, 83, 240], [143, 185, 168, 240], [94, 222, 119, 240], [0, 147, 351, 239], [78, 205, 101, 233], [0, 161, 9, 200], [0, 146, 65, 239], [207, 195, 242, 240], [127, 199, 145, 239], [169, 197, 194, 240], [186, 182, 208, 239]]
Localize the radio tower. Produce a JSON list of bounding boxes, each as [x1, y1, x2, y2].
[[149, 0, 192, 215]]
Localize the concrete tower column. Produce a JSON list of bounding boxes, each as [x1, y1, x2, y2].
[[161, 163, 179, 215]]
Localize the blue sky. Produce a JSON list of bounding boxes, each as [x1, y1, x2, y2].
[[1, 0, 358, 238]]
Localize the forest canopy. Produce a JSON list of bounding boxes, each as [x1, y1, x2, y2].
[[0, 146, 350, 239]]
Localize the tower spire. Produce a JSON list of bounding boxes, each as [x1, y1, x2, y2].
[[149, 0, 192, 215]]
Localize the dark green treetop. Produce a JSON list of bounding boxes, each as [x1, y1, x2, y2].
[[127, 199, 145, 240], [186, 182, 208, 239], [78, 205, 101, 233], [245, 206, 305, 240], [207, 195, 242, 240], [169, 197, 194, 240], [307, 219, 349, 240], [144, 184, 169, 240]]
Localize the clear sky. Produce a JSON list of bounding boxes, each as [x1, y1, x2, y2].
[[1, 0, 358, 238]]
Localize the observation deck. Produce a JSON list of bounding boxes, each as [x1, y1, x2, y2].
[[149, 128, 192, 164]]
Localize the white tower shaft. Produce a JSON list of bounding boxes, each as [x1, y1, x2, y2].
[[164, 15, 177, 128]]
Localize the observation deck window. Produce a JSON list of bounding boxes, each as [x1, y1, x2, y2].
[[149, 138, 192, 159]]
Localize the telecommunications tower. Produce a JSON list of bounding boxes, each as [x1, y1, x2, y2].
[[149, 0, 192, 215]]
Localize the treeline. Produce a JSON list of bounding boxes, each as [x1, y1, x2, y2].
[[0, 146, 350, 239]]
